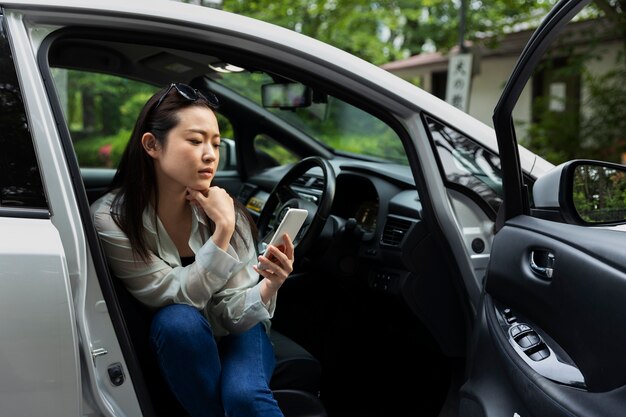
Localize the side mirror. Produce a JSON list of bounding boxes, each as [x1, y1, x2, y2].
[[217, 138, 236, 172], [533, 159, 626, 225]]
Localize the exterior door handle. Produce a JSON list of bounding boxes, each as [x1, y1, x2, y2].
[[530, 250, 555, 279]]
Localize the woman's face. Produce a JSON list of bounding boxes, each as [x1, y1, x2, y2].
[[150, 106, 221, 192]]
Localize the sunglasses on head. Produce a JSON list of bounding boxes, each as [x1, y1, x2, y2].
[[154, 83, 219, 110]]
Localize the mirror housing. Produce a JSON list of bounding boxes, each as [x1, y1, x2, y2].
[[533, 159, 626, 225]]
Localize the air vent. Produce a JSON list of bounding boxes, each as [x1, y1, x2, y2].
[[237, 183, 257, 204], [310, 178, 325, 190], [293, 176, 309, 186], [293, 175, 325, 189], [381, 216, 413, 246]]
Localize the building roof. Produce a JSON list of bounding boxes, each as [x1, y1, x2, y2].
[[382, 17, 617, 72]]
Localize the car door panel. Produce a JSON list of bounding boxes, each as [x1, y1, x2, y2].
[[0, 217, 80, 417], [81, 168, 115, 204], [462, 0, 626, 414], [464, 215, 626, 416], [465, 294, 626, 417], [488, 216, 626, 387]]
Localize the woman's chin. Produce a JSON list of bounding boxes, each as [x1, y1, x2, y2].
[[188, 182, 211, 192]]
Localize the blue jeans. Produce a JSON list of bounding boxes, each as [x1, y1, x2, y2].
[[150, 304, 283, 417]]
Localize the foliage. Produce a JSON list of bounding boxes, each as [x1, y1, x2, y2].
[[581, 67, 626, 163], [221, 0, 555, 65], [523, 55, 626, 165], [65, 70, 159, 167], [67, 70, 157, 137], [278, 99, 408, 164], [219, 1, 626, 167], [573, 164, 626, 222], [70, 1, 626, 170], [222, 0, 400, 65], [388, 0, 555, 55], [216, 69, 407, 164], [73, 129, 131, 168], [255, 134, 299, 166], [515, 0, 626, 166], [524, 95, 582, 164]]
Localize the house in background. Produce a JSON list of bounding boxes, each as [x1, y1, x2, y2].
[[382, 17, 623, 142]]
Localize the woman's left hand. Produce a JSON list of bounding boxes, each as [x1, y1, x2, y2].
[[254, 234, 295, 303]]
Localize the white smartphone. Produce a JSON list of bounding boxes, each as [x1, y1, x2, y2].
[[258, 208, 308, 269]]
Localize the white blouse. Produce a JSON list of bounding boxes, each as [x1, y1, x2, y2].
[[90, 191, 275, 337]]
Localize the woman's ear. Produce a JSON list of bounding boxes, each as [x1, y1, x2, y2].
[[141, 133, 160, 158]]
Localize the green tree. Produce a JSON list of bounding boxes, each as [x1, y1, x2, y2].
[[223, 0, 402, 65], [66, 70, 158, 167], [573, 165, 626, 222], [523, 2, 626, 165], [387, 0, 554, 55], [582, 67, 626, 163], [196, 0, 626, 165], [68, 71, 155, 137], [222, 0, 555, 65]]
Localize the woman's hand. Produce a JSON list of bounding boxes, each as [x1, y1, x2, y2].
[[254, 233, 295, 304], [186, 186, 235, 250]]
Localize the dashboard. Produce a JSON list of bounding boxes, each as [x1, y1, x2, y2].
[[354, 199, 378, 234], [236, 159, 427, 295]]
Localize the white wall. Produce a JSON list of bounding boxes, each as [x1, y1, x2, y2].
[[580, 41, 621, 119], [386, 54, 529, 130], [386, 39, 622, 142], [467, 56, 520, 128]]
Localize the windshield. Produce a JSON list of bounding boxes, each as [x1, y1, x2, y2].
[[215, 71, 408, 164], [426, 115, 503, 213]]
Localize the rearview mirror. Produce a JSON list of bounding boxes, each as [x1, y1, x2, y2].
[[533, 160, 626, 225], [262, 82, 311, 109]]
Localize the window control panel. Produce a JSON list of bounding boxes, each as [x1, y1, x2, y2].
[[495, 304, 586, 389], [508, 323, 550, 361]]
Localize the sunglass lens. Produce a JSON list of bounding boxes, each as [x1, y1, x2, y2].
[[174, 83, 198, 101], [205, 91, 220, 107], [155, 83, 219, 110]]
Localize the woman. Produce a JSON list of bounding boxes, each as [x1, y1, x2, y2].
[[91, 83, 292, 417]]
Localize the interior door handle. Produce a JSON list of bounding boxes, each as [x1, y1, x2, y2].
[[530, 250, 555, 279]]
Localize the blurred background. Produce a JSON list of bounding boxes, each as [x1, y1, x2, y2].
[[180, 0, 626, 167]]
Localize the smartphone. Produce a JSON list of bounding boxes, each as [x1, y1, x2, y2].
[[258, 208, 308, 269]]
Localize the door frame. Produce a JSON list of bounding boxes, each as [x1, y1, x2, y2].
[[492, 0, 591, 220]]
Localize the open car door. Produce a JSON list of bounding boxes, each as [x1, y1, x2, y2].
[[461, 0, 626, 416]]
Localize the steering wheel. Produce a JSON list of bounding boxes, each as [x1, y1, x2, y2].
[[257, 156, 336, 261]]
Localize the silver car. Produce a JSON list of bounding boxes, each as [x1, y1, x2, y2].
[[1, 0, 624, 416]]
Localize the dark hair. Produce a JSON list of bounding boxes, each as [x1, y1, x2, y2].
[[110, 84, 257, 262]]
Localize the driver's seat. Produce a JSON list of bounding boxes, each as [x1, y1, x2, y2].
[[110, 273, 325, 417]]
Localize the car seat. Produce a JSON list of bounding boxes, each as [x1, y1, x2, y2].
[[110, 274, 326, 417]]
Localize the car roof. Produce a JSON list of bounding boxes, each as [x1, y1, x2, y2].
[[5, 0, 553, 178]]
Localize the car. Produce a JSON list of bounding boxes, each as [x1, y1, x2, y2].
[[1, 0, 625, 416]]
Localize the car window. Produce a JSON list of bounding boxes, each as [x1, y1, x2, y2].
[[217, 71, 407, 164], [50, 69, 236, 171], [426, 115, 503, 214], [0, 19, 47, 210], [45, 37, 406, 172], [50, 69, 159, 168], [513, 3, 626, 168], [254, 134, 298, 167]]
